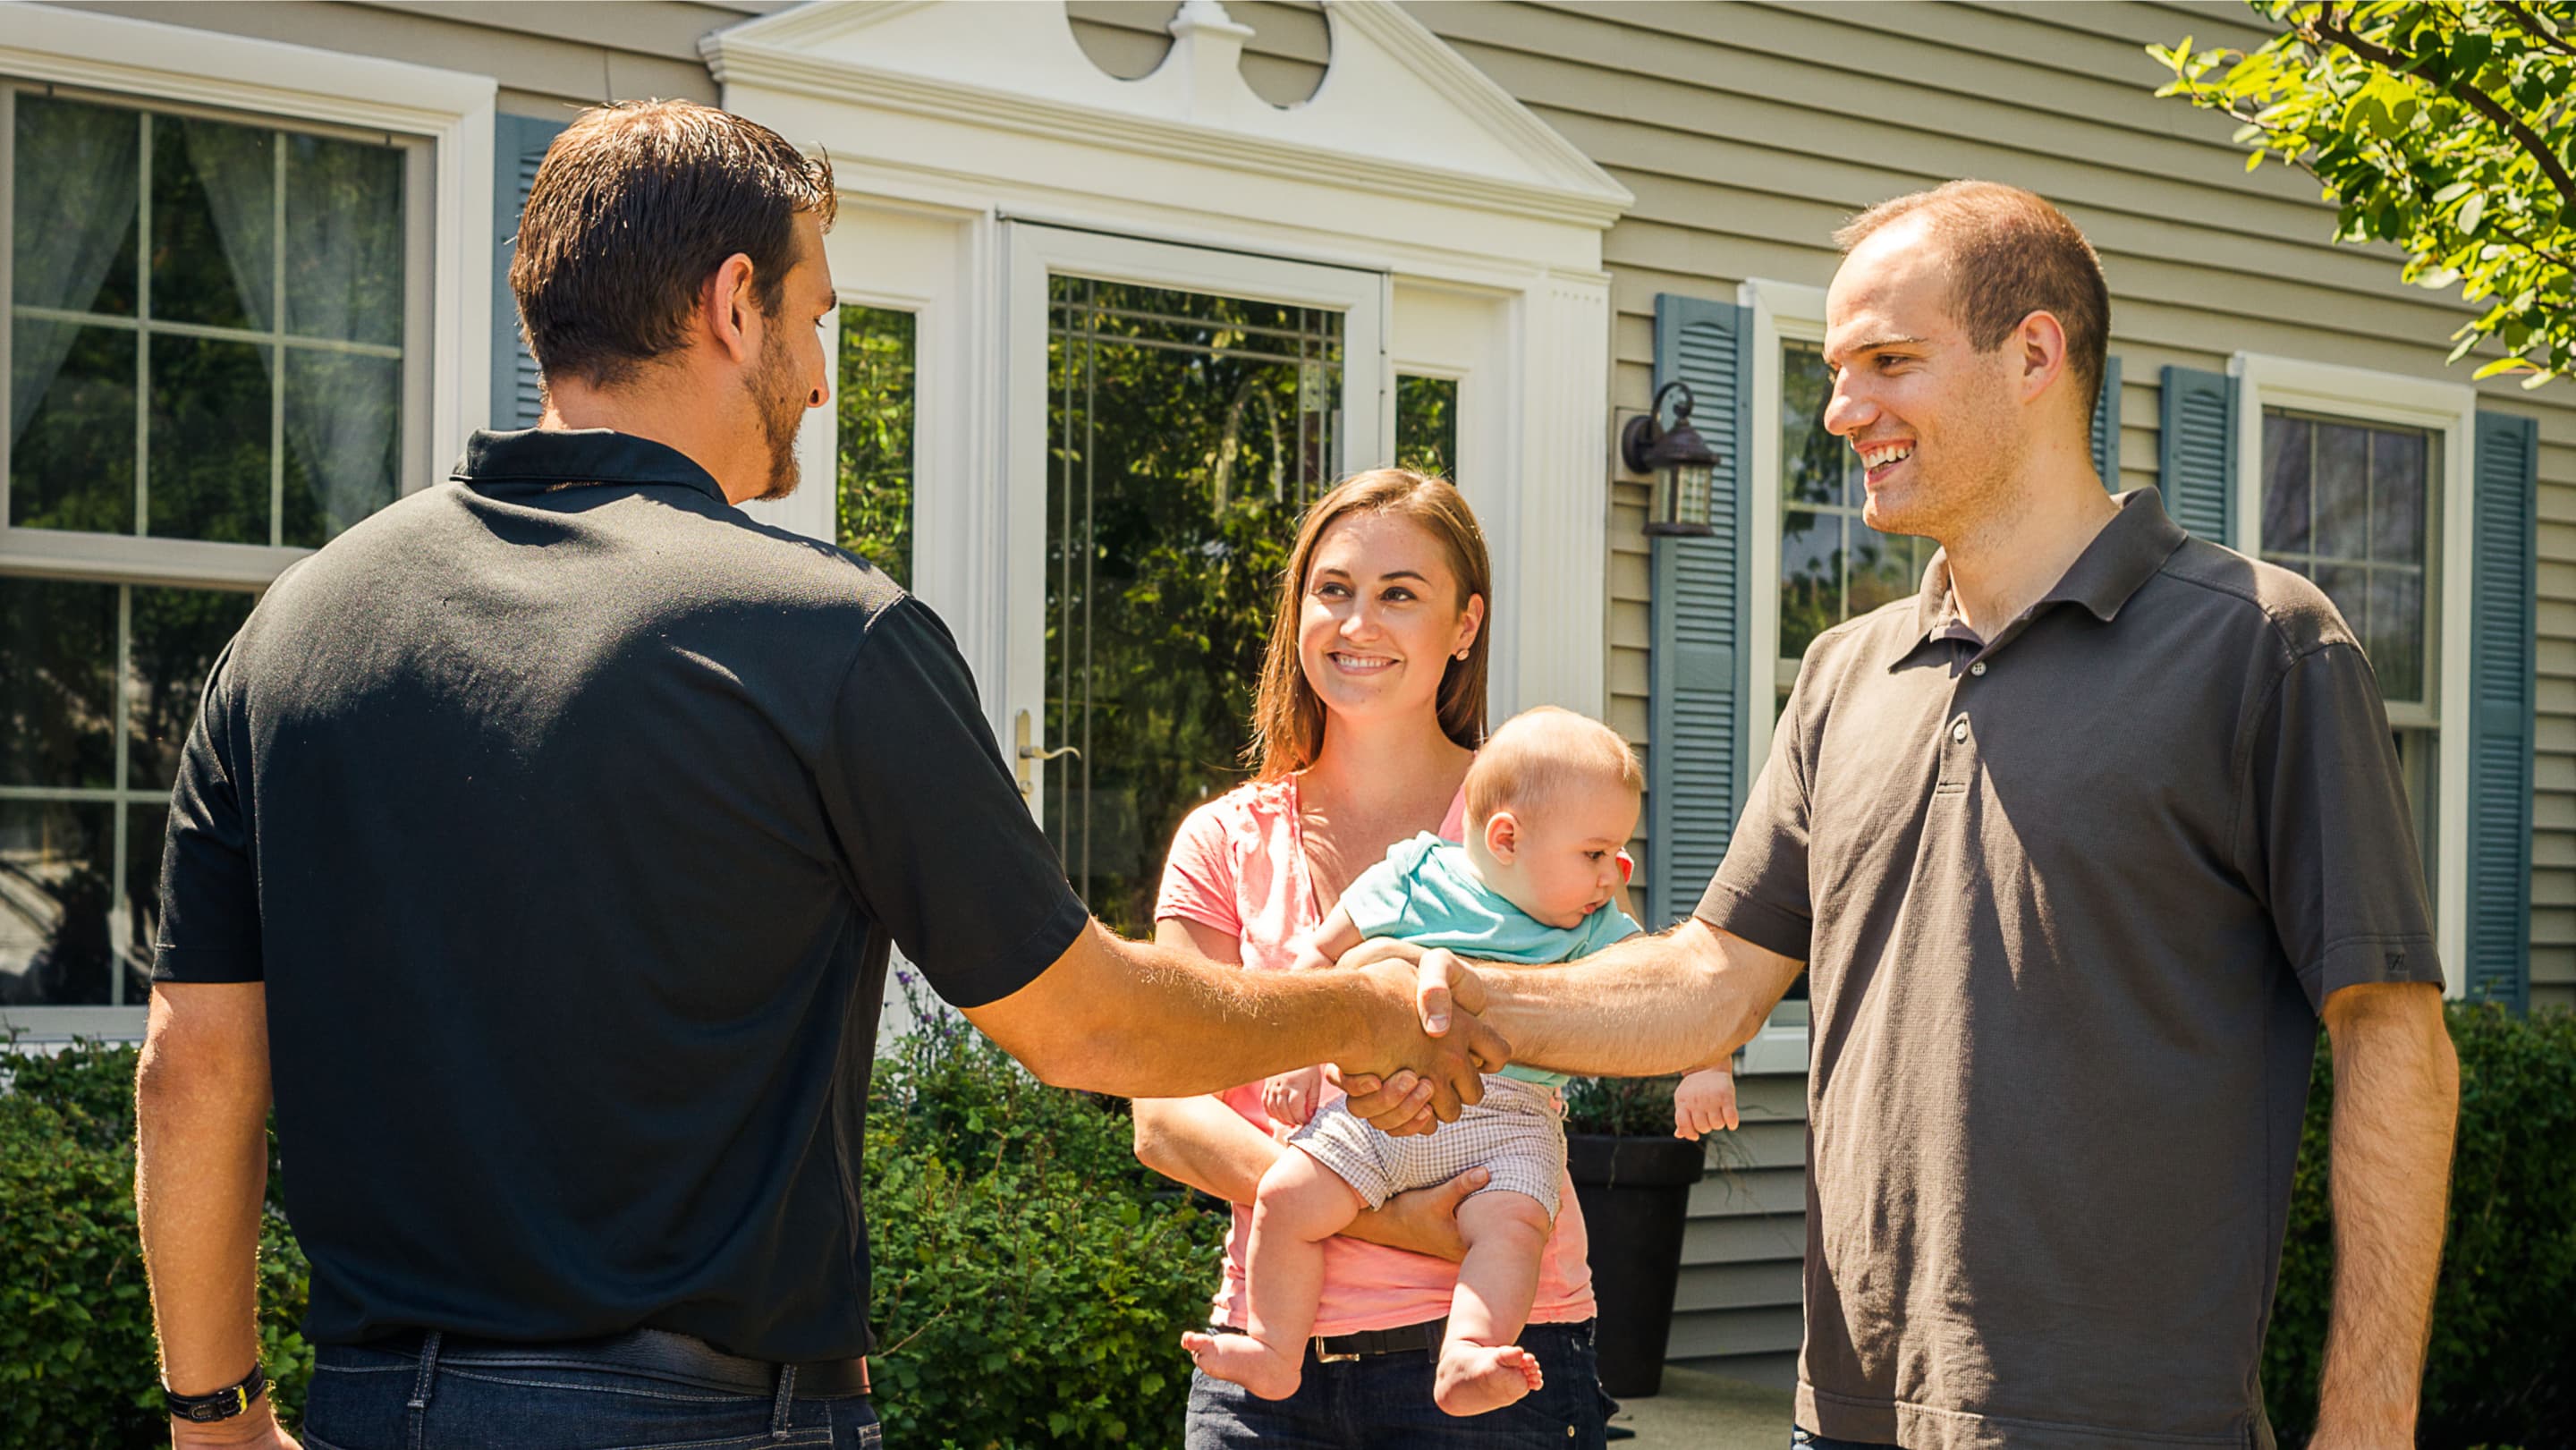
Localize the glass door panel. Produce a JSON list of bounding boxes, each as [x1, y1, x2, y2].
[[1044, 276, 1344, 933]]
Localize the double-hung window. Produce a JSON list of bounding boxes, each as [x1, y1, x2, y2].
[[2258, 410, 2438, 711], [2238, 354, 2473, 886], [3, 80, 435, 1027]]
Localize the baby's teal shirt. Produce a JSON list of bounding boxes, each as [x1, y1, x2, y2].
[[1340, 832, 1642, 1087]]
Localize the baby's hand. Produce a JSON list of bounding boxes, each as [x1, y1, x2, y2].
[[1264, 1065, 1326, 1127], [1673, 1068, 1739, 1141]]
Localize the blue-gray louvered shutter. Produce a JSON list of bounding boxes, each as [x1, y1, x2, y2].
[[2465, 412, 2538, 1010], [2158, 366, 2238, 545], [490, 114, 565, 430], [1644, 296, 1753, 929], [2091, 354, 2123, 487]]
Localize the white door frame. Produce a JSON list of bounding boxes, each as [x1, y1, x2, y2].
[[1000, 223, 1387, 810]]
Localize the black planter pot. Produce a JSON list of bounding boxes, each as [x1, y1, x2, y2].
[[1566, 1132, 1705, 1399]]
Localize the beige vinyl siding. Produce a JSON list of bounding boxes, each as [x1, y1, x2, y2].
[[38, 0, 769, 114], [1406, 0, 2576, 1377]]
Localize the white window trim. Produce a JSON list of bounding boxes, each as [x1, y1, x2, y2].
[[1737, 278, 1829, 1073], [0, 8, 496, 1044], [2232, 351, 2477, 996]]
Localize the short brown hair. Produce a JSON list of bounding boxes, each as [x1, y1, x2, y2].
[[1250, 469, 1492, 779], [511, 100, 836, 390], [1835, 181, 2109, 417], [1464, 707, 1643, 829]]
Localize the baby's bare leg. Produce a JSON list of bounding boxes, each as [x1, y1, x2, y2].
[[1180, 1147, 1365, 1402], [1432, 1189, 1554, 1418]]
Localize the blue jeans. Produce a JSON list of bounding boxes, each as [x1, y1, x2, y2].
[[1184, 1319, 1611, 1448], [301, 1334, 882, 1449]]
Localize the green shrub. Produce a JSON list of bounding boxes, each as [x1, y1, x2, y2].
[[0, 1040, 311, 1447], [0, 1017, 1222, 1450], [860, 996, 1222, 1447], [14, 1003, 2562, 1449], [2262, 1004, 2576, 1449]]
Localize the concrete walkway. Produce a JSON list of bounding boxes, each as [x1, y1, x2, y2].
[[1606, 1366, 1794, 1448]]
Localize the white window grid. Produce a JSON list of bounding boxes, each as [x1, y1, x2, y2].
[[1, 78, 434, 1033], [0, 79, 436, 588], [2254, 404, 2442, 721]]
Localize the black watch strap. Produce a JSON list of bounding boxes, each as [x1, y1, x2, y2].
[[165, 1363, 267, 1423]]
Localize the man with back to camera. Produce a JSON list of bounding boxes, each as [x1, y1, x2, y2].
[[1340, 182, 2461, 1448], [131, 100, 1506, 1450]]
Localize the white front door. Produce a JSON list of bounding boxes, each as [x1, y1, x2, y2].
[[997, 225, 1385, 932]]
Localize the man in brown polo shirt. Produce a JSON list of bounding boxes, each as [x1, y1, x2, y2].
[[1345, 182, 2460, 1448]]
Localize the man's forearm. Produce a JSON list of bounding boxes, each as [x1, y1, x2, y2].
[[1479, 918, 1801, 1078], [968, 923, 1501, 1104], [2313, 982, 2459, 1446], [136, 986, 275, 1403]]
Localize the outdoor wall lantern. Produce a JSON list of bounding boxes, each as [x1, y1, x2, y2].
[[1622, 380, 1720, 538]]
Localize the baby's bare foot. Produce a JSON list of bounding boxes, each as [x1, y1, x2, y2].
[[1182, 1330, 1303, 1402], [1432, 1341, 1544, 1417]]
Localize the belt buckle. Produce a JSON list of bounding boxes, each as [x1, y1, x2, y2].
[[1311, 1336, 1359, 1364]]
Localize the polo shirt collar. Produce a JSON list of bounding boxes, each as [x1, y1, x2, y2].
[[1894, 488, 2188, 667], [453, 428, 729, 505]]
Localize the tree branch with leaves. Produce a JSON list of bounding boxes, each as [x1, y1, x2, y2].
[[2151, 1, 2576, 389]]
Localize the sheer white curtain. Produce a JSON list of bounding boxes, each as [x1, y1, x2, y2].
[[181, 123, 402, 540], [179, 117, 277, 335], [9, 99, 140, 450], [282, 138, 401, 538]]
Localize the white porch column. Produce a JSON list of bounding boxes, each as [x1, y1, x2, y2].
[[1497, 269, 1614, 719]]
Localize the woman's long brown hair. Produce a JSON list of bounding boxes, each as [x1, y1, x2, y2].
[[1248, 468, 1493, 780]]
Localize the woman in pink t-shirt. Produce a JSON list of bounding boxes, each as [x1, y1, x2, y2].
[[1136, 469, 1610, 1446]]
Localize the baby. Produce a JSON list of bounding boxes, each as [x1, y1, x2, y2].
[[1186, 707, 1693, 1417]]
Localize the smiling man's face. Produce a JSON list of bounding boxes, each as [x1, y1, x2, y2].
[[1821, 214, 2028, 544]]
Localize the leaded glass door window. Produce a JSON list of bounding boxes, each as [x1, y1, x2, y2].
[[1044, 276, 1347, 933]]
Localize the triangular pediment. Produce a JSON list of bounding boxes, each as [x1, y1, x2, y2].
[[704, 0, 1631, 229]]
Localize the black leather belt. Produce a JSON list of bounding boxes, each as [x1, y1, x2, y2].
[[1211, 1319, 1446, 1364], [362, 1327, 870, 1398]]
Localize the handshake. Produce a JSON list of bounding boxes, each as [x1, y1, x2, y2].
[[1299, 942, 1504, 1138]]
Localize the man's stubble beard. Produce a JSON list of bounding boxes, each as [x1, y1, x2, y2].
[[1863, 369, 2027, 554], [748, 322, 806, 504]]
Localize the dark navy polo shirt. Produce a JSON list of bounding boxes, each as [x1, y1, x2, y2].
[[154, 428, 1089, 1361]]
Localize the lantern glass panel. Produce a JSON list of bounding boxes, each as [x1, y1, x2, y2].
[[1672, 461, 1714, 529]]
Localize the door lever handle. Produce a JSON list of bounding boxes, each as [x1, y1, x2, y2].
[[1013, 710, 1080, 797]]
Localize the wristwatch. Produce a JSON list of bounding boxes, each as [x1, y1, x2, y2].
[[165, 1363, 267, 1423]]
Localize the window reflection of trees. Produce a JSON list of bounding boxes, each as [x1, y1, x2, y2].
[[1395, 375, 1458, 479], [1046, 278, 1343, 934], [835, 306, 917, 588], [1779, 342, 1928, 663], [1, 579, 253, 1007]]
